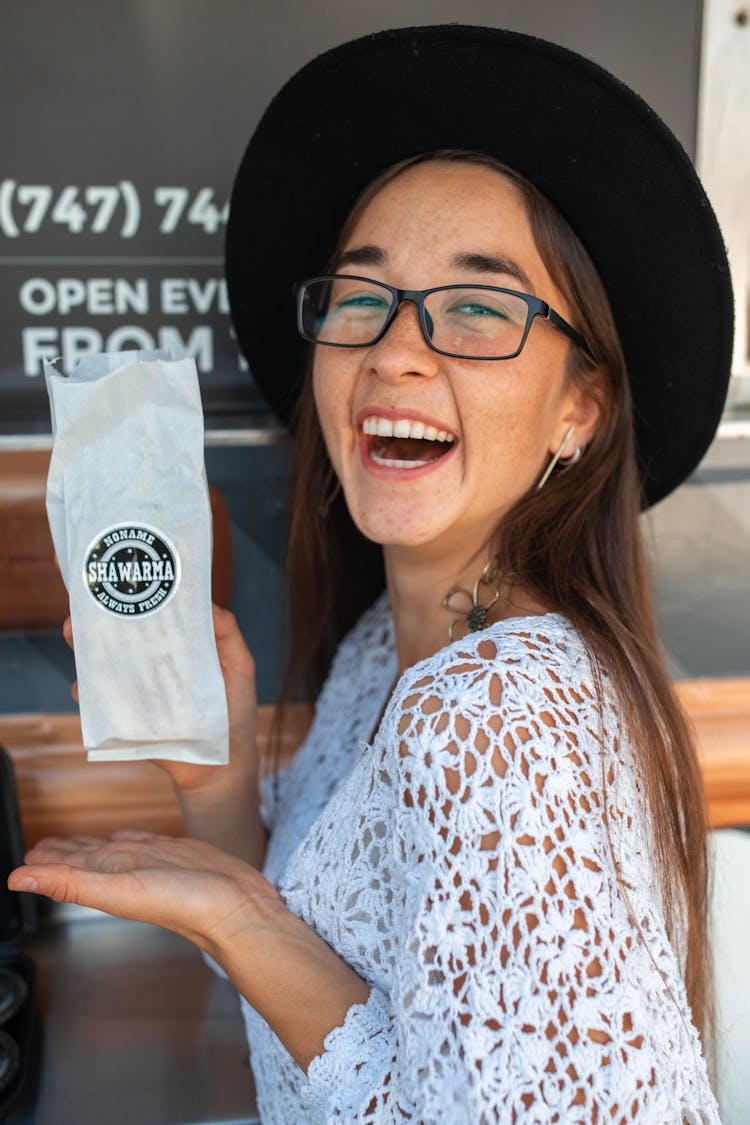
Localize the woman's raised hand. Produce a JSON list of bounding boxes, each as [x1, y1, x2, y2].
[[161, 603, 260, 794], [64, 602, 268, 869], [63, 604, 261, 796]]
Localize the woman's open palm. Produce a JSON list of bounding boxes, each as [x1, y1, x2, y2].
[[8, 830, 282, 951]]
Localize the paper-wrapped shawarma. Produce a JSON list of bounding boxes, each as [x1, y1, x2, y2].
[[44, 349, 229, 764]]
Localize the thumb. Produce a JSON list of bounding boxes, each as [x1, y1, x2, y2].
[[8, 863, 137, 920]]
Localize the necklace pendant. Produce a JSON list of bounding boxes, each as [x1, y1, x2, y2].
[[442, 558, 502, 642], [467, 605, 488, 632]]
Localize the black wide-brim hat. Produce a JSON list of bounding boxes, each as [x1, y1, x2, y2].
[[225, 24, 733, 507]]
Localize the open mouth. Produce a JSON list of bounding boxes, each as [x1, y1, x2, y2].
[[361, 415, 457, 469]]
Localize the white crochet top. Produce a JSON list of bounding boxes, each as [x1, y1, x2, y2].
[[241, 592, 719, 1123]]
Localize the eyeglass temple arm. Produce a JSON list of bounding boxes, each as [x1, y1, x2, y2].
[[545, 306, 595, 364]]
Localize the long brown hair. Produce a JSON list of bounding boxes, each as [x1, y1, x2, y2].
[[270, 150, 712, 1045]]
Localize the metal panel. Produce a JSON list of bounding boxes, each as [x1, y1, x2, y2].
[[698, 0, 750, 394], [1, 0, 703, 434]]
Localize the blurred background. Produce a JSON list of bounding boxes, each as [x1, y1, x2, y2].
[[1, 0, 748, 701], [0, 2, 748, 1123]]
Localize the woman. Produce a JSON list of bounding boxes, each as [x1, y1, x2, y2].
[[9, 26, 732, 1123]]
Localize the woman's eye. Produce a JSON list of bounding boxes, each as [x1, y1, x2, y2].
[[449, 301, 508, 319], [326, 290, 391, 321], [333, 292, 388, 311]]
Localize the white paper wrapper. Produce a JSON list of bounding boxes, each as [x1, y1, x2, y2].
[[44, 349, 229, 764]]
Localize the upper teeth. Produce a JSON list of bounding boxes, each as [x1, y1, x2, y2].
[[362, 416, 456, 442]]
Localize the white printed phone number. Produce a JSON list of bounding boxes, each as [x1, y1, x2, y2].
[[0, 182, 228, 238]]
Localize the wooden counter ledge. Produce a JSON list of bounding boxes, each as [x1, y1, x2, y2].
[[0, 685, 748, 844]]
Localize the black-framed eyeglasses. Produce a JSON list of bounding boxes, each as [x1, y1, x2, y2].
[[296, 274, 594, 362]]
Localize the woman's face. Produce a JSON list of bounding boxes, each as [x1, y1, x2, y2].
[[313, 161, 599, 562]]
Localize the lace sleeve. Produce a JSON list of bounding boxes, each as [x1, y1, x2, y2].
[[300, 632, 704, 1123], [258, 760, 295, 833]]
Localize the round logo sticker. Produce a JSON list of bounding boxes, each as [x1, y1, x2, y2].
[[83, 523, 181, 618]]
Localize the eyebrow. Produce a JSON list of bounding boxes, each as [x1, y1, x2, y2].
[[449, 252, 536, 295], [332, 245, 385, 270], [331, 245, 536, 294]]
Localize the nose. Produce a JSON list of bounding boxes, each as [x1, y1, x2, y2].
[[365, 298, 440, 383]]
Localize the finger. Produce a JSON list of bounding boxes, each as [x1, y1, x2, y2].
[[211, 605, 255, 671], [24, 836, 133, 871], [8, 861, 223, 941], [62, 615, 74, 649], [8, 862, 144, 919], [211, 603, 240, 638], [109, 830, 162, 841], [63, 617, 78, 705], [25, 840, 91, 867], [212, 604, 247, 646], [9, 862, 88, 900], [27, 835, 101, 857]]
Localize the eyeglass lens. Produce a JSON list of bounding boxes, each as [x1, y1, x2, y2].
[[301, 277, 530, 358]]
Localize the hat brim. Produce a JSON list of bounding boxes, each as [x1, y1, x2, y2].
[[225, 24, 733, 506]]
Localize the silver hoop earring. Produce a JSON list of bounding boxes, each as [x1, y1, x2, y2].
[[559, 444, 583, 470], [536, 424, 577, 490]]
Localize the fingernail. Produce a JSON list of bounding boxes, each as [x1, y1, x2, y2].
[[12, 876, 38, 892]]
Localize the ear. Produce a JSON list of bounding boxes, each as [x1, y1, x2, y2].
[[548, 369, 604, 455]]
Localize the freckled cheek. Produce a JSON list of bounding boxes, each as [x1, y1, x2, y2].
[[312, 374, 354, 476], [477, 370, 559, 450], [462, 395, 547, 485]]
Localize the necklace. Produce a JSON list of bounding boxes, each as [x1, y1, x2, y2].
[[442, 559, 502, 642]]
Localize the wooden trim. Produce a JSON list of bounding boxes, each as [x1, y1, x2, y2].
[[0, 449, 233, 627], [0, 706, 310, 847], [0, 680, 748, 846], [674, 679, 750, 829]]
